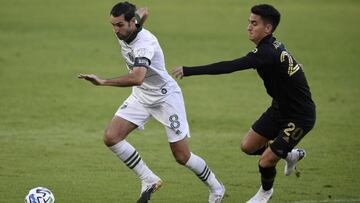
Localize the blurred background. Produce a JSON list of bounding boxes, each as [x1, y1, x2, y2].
[[1, 0, 359, 202]]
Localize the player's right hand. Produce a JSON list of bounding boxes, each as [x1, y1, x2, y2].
[[78, 74, 104, 86], [172, 66, 184, 79]]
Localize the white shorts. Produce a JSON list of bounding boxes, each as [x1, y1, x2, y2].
[[115, 92, 190, 143]]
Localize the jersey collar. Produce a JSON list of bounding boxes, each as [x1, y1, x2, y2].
[[257, 34, 275, 47]]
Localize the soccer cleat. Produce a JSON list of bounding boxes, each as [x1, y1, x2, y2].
[[246, 186, 273, 203], [284, 148, 306, 176], [208, 183, 225, 203], [137, 175, 163, 203]]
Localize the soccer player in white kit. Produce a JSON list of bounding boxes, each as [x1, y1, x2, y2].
[[78, 2, 225, 203]]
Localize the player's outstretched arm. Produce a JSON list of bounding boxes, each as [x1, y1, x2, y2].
[[172, 66, 184, 79], [78, 67, 147, 87], [136, 7, 149, 27], [78, 74, 105, 85], [173, 57, 253, 78]]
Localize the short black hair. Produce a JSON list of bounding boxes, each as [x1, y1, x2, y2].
[[110, 1, 136, 22], [251, 4, 281, 33]]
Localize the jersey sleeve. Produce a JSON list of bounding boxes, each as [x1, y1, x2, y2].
[[183, 57, 253, 76], [133, 46, 155, 68], [182, 45, 276, 76]]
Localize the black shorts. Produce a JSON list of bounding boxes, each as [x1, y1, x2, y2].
[[252, 105, 315, 158]]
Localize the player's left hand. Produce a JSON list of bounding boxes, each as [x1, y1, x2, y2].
[[78, 74, 104, 86], [172, 66, 184, 79]]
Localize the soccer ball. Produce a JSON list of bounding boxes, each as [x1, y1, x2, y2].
[[24, 187, 55, 203]]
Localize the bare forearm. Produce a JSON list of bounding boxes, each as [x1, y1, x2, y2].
[[102, 75, 142, 87], [79, 67, 146, 87]]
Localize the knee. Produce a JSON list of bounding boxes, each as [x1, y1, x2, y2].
[[174, 152, 190, 165], [259, 153, 279, 168], [240, 141, 254, 155], [259, 157, 275, 168], [103, 129, 124, 147]]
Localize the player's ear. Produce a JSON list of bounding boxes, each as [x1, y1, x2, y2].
[[265, 23, 273, 34], [130, 16, 136, 24]]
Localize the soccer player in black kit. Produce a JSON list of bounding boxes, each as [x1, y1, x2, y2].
[[172, 4, 316, 203]]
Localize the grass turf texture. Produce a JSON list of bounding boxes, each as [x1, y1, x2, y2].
[[1, 0, 359, 202]]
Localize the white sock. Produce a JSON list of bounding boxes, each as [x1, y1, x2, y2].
[[185, 152, 222, 192], [109, 140, 153, 180]]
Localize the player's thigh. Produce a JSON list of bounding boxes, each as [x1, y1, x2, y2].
[[270, 119, 315, 158], [251, 105, 281, 140], [242, 106, 281, 152], [105, 95, 151, 145], [104, 116, 138, 142], [114, 95, 151, 130], [150, 92, 190, 143], [241, 128, 270, 153]]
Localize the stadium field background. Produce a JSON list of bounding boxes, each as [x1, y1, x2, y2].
[[1, 0, 359, 202]]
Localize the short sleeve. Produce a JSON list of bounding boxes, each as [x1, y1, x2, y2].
[[134, 47, 155, 61]]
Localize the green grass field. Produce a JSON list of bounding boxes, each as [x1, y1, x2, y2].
[[1, 0, 360, 202]]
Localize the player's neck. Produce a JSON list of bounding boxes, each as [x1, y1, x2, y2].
[[124, 25, 142, 44], [254, 34, 272, 45]]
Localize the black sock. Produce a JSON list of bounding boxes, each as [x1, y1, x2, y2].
[[259, 165, 276, 191], [250, 146, 267, 155], [249, 141, 272, 155]]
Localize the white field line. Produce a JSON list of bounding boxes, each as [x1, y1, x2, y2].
[[282, 198, 360, 203]]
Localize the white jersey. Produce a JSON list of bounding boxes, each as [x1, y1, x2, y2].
[[118, 28, 181, 106]]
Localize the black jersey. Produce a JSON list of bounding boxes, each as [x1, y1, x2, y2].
[[183, 34, 315, 121]]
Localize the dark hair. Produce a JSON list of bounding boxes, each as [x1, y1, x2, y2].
[[251, 4, 281, 33], [110, 1, 136, 22]]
